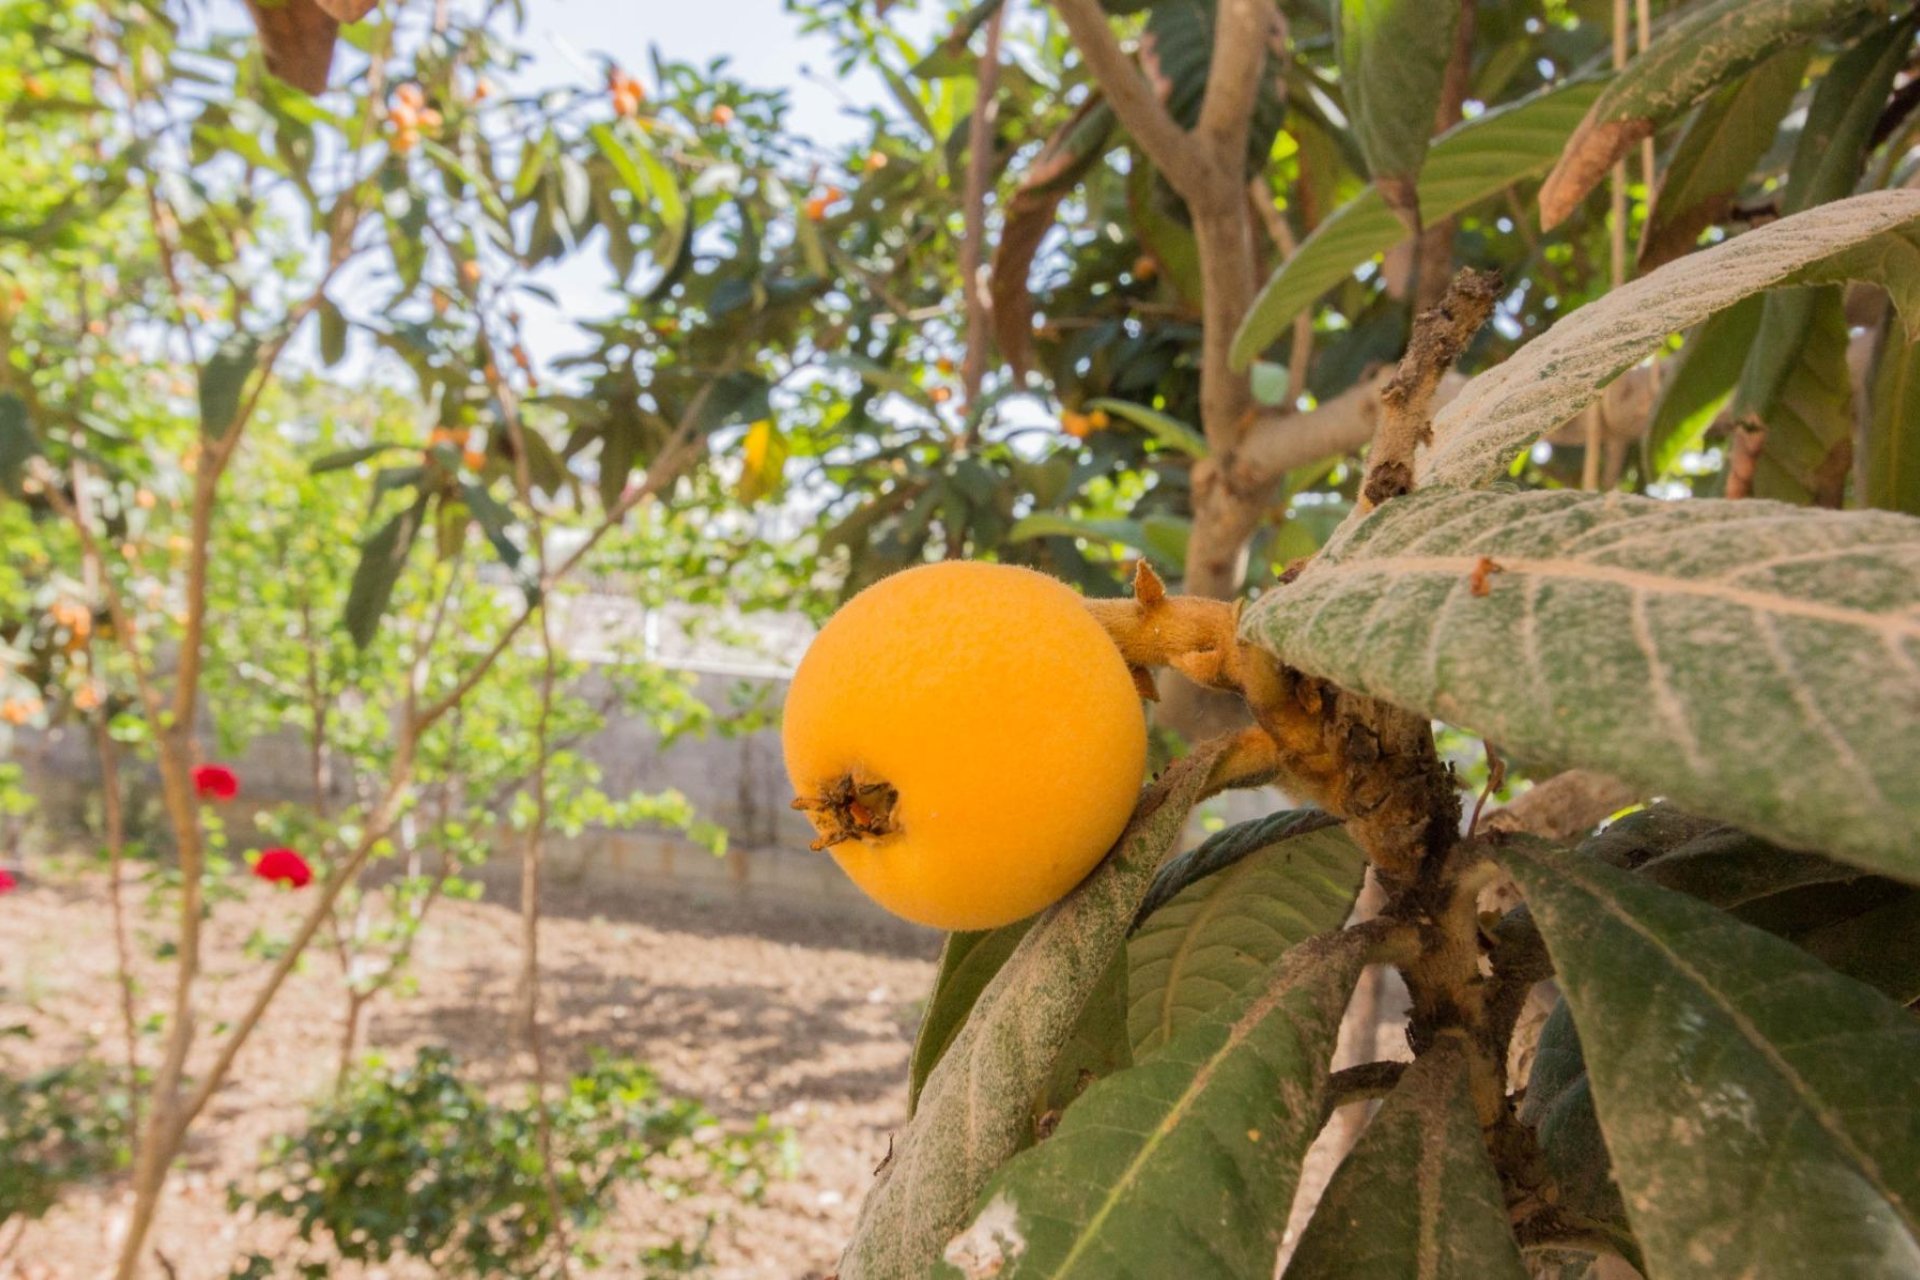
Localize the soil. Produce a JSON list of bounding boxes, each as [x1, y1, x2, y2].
[[1, 863, 939, 1279]]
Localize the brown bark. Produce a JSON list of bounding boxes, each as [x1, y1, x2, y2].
[[1412, 2, 1476, 310], [1362, 268, 1501, 510], [1052, 0, 1278, 737], [958, 7, 1006, 409]]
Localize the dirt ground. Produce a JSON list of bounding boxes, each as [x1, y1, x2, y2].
[[1, 861, 939, 1279]]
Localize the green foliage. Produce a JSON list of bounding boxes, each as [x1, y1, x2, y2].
[[1542, 0, 1893, 222], [0, 1057, 131, 1227], [1501, 842, 1920, 1279], [1639, 46, 1808, 268], [233, 1047, 783, 1278], [1422, 193, 1920, 489], [1867, 329, 1920, 517], [941, 928, 1376, 1279], [1645, 294, 1765, 476], [7, 2, 1920, 1277], [1333, 0, 1459, 214], [1285, 1043, 1526, 1280], [1232, 77, 1605, 368], [1242, 485, 1920, 880], [1127, 816, 1363, 1056]]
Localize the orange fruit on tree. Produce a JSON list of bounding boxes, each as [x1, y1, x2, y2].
[[783, 562, 1146, 930]]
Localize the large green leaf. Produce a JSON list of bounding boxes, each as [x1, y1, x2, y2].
[[1133, 809, 1340, 923], [1538, 0, 1893, 227], [1334, 0, 1461, 221], [0, 393, 41, 496], [1777, 17, 1913, 218], [1287, 1040, 1528, 1280], [1733, 21, 1911, 498], [1042, 948, 1132, 1119], [910, 921, 1135, 1126], [1241, 486, 1920, 882], [342, 497, 426, 649], [1583, 812, 1920, 1000], [837, 742, 1224, 1280], [909, 926, 1029, 1115], [1796, 890, 1920, 1004], [939, 927, 1377, 1279], [1500, 842, 1920, 1279], [1867, 329, 1920, 517], [1519, 1003, 1636, 1263], [1420, 191, 1920, 490], [1639, 46, 1809, 269], [1127, 821, 1365, 1057], [1232, 77, 1606, 369], [198, 331, 261, 438], [1645, 295, 1765, 477], [1742, 288, 1855, 506], [1635, 828, 1865, 911]]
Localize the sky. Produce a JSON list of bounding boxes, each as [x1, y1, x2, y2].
[[198, 0, 936, 370], [501, 0, 928, 366], [511, 1, 904, 148]]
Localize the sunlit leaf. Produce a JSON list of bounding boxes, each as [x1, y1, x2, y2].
[[1243, 486, 1920, 881]]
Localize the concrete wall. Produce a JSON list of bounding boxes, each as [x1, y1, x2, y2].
[[3, 590, 1271, 924], [0, 585, 916, 919]]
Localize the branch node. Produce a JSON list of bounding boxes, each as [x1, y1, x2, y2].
[[1131, 558, 1166, 606], [1362, 267, 1502, 509]]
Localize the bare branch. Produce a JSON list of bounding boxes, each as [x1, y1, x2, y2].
[[960, 6, 1006, 408], [1362, 267, 1500, 509], [1196, 0, 1275, 158], [1230, 368, 1408, 491], [1051, 0, 1210, 195], [1322, 1060, 1408, 1116]]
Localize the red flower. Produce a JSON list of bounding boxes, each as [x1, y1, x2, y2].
[[192, 764, 240, 802], [253, 848, 313, 889], [0, 869, 16, 895]]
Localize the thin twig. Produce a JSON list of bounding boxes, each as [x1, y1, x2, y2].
[[91, 717, 145, 1151], [1196, 0, 1274, 158], [1322, 1060, 1408, 1117], [1361, 267, 1501, 509], [1247, 179, 1313, 393], [520, 591, 573, 1276], [417, 388, 708, 727], [959, 5, 1006, 413], [1050, 0, 1208, 194], [489, 289, 576, 1276], [1590, 0, 1630, 491]]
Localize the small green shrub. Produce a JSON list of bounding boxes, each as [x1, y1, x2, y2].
[[231, 1047, 786, 1277], [0, 1056, 131, 1227]]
